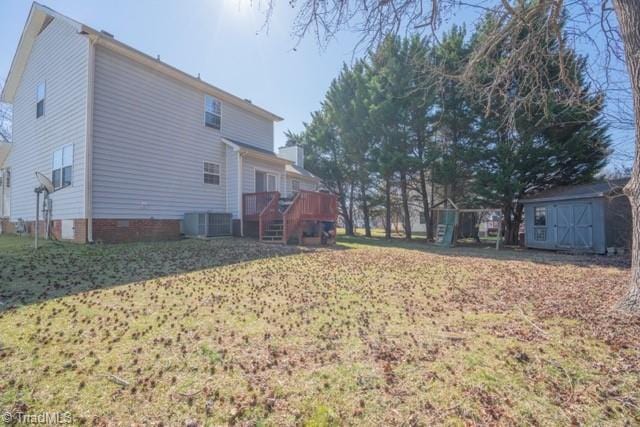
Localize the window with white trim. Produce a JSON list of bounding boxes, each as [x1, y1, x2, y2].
[[204, 162, 220, 185], [291, 179, 300, 192], [36, 82, 46, 118], [204, 95, 221, 129], [52, 145, 73, 190]]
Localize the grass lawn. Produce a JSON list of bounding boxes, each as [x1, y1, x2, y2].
[[0, 234, 638, 425]]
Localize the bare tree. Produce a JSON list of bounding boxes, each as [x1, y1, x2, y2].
[[259, 0, 640, 312]]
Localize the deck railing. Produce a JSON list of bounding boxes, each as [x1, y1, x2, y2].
[[244, 190, 338, 243], [283, 191, 338, 242], [258, 192, 282, 242], [243, 191, 280, 222]]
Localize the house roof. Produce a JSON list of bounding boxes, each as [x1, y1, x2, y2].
[[286, 164, 319, 181], [521, 179, 629, 204], [221, 138, 291, 165], [0, 2, 283, 123]]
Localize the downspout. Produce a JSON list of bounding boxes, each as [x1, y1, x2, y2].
[[84, 35, 97, 242], [0, 168, 4, 218], [237, 151, 243, 237]]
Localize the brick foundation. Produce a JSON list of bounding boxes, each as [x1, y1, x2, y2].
[[0, 218, 15, 235], [0, 218, 87, 243], [92, 218, 181, 243], [0, 218, 182, 243]]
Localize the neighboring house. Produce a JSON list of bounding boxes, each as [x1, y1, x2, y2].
[[521, 179, 631, 254], [0, 2, 329, 243]]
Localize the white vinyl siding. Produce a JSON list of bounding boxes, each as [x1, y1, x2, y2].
[[222, 102, 274, 153], [6, 17, 88, 221], [242, 157, 285, 194], [285, 175, 317, 197], [92, 46, 228, 219]]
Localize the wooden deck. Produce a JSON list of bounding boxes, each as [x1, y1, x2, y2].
[[243, 191, 338, 243]]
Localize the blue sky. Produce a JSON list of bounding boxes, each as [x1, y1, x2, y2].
[[0, 0, 634, 168]]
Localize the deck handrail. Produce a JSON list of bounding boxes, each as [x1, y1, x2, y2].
[[282, 190, 338, 242], [258, 192, 281, 242], [243, 191, 280, 221], [282, 192, 302, 243]]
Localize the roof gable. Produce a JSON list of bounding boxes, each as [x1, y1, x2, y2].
[[1, 2, 81, 103]]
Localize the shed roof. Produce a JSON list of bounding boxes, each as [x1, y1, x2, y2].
[[521, 178, 629, 204]]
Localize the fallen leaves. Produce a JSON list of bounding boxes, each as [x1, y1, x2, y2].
[[0, 235, 638, 425]]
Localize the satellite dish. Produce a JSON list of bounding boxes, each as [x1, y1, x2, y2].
[[35, 171, 54, 193]]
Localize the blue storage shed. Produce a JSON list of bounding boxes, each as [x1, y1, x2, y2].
[[521, 179, 631, 254]]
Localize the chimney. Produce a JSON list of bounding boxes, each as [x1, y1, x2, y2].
[[278, 146, 304, 168]]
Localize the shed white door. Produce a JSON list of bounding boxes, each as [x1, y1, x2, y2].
[[555, 203, 593, 250]]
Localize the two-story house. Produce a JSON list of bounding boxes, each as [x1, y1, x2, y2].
[[0, 3, 334, 243]]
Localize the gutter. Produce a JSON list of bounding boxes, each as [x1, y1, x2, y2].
[[84, 35, 97, 242], [520, 192, 606, 204]]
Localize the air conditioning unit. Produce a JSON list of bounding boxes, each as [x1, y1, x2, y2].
[[183, 212, 232, 237]]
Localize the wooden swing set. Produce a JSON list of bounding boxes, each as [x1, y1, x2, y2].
[[430, 199, 504, 250]]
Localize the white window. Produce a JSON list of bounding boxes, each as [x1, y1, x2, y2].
[[291, 179, 300, 192], [204, 162, 220, 185], [36, 82, 46, 118], [204, 95, 221, 129], [52, 145, 73, 189], [255, 171, 277, 192]]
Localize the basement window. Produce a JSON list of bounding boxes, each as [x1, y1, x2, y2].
[[36, 82, 46, 118], [204, 162, 220, 185], [204, 95, 221, 129], [52, 145, 73, 189]]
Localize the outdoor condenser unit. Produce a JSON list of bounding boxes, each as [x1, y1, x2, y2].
[[183, 212, 232, 237]]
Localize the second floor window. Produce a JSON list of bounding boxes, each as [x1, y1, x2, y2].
[[204, 95, 221, 129], [52, 145, 73, 190], [36, 82, 46, 118], [291, 179, 300, 192]]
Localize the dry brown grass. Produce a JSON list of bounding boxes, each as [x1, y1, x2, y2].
[[0, 235, 638, 425]]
